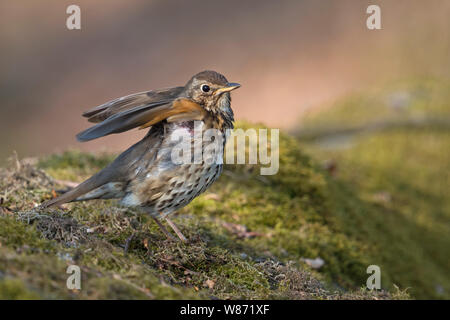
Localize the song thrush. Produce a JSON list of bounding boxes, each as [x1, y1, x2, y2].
[[41, 70, 240, 242]]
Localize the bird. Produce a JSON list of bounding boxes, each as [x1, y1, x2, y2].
[[40, 70, 240, 242]]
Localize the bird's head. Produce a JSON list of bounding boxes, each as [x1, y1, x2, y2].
[[183, 70, 240, 113]]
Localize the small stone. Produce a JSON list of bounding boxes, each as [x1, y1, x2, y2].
[[301, 257, 325, 269], [372, 192, 392, 204]]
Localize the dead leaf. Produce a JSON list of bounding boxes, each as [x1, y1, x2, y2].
[[143, 238, 149, 250], [205, 279, 215, 289], [221, 221, 265, 239], [204, 193, 220, 201]]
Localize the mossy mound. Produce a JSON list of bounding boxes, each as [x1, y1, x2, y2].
[[0, 124, 408, 300], [297, 78, 450, 299]]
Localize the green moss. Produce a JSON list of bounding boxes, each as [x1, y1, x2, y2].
[[298, 78, 450, 299], [39, 150, 115, 181], [0, 121, 411, 299], [310, 130, 450, 299], [0, 216, 54, 251], [0, 279, 40, 299]]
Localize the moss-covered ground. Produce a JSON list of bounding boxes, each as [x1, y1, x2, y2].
[[0, 124, 411, 299], [297, 77, 450, 299]]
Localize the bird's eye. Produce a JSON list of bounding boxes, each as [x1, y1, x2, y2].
[[201, 84, 210, 93]]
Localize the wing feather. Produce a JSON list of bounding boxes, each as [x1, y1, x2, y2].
[[76, 97, 205, 142], [82, 86, 184, 123], [139, 98, 205, 129]]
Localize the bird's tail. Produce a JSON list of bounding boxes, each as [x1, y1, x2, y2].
[[40, 171, 111, 209]]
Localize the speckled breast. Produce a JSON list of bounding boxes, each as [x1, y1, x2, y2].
[[122, 121, 226, 217], [152, 161, 223, 217]]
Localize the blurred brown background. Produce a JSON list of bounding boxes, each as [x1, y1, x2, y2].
[[0, 0, 449, 161]]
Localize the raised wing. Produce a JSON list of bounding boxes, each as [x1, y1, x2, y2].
[[76, 95, 205, 142], [82, 87, 184, 123]]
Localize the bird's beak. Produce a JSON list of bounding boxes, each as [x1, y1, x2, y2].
[[214, 82, 241, 95]]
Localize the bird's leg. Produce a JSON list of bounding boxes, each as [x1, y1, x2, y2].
[[151, 216, 177, 241], [165, 217, 188, 242]]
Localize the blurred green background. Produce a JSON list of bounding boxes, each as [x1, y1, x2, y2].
[[0, 0, 449, 299]]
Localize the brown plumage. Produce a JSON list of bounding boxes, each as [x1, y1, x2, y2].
[[40, 70, 240, 242]]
